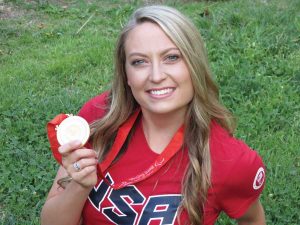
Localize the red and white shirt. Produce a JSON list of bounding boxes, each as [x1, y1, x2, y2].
[[78, 93, 265, 225]]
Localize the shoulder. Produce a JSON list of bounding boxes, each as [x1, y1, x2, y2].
[[78, 91, 110, 124], [209, 121, 264, 171], [209, 121, 266, 218]]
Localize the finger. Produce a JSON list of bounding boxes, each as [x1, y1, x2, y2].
[[72, 165, 97, 181], [62, 148, 97, 176], [70, 158, 98, 173], [64, 150, 97, 175], [65, 149, 97, 166], [58, 140, 82, 155], [73, 148, 98, 160]]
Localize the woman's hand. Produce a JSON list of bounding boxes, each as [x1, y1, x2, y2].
[[58, 140, 98, 189]]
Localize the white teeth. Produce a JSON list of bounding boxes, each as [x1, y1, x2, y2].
[[150, 88, 173, 96]]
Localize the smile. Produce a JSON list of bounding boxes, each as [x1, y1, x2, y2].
[[148, 88, 175, 96]]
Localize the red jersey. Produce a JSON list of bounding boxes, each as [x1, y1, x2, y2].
[[78, 93, 265, 225]]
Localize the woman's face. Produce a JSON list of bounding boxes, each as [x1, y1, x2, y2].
[[124, 22, 194, 117]]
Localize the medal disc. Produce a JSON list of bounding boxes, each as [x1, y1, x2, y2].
[[56, 116, 90, 146]]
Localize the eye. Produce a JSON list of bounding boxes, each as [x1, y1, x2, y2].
[[165, 54, 180, 62], [131, 59, 145, 66]]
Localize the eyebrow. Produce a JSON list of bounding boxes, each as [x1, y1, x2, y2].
[[127, 47, 180, 58]]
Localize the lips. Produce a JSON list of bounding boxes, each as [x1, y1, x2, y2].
[[147, 87, 175, 98], [147, 87, 175, 97]]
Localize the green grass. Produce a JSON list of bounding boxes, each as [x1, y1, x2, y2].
[[0, 0, 299, 224]]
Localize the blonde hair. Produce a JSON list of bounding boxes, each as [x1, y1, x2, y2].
[[90, 5, 234, 224]]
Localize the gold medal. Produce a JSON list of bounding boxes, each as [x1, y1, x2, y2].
[[56, 115, 90, 146]]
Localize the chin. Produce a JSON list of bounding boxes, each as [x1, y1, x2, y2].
[[143, 105, 188, 116]]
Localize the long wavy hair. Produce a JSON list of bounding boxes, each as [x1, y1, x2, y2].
[[90, 5, 234, 224]]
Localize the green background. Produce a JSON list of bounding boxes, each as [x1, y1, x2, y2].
[[0, 0, 299, 224]]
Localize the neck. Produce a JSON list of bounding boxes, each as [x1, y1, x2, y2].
[[141, 109, 186, 153]]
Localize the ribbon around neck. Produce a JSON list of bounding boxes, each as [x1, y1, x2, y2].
[[47, 110, 184, 190], [97, 109, 184, 190]]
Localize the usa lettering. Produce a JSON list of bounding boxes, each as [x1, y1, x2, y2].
[[88, 173, 182, 225]]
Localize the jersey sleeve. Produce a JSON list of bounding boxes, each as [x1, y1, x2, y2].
[[77, 91, 110, 124], [217, 142, 266, 219]]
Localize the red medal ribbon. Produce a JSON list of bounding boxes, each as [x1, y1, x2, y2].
[[98, 109, 184, 190], [47, 110, 184, 190], [47, 114, 69, 164], [99, 109, 141, 172]]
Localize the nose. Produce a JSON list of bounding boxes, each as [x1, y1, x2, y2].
[[149, 61, 167, 83]]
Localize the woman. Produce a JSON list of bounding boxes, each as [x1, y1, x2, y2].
[[41, 5, 266, 225]]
